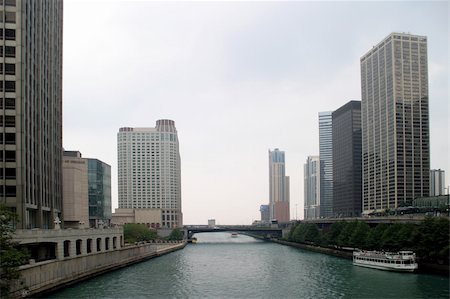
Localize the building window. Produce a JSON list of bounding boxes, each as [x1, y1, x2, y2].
[[3, 29, 16, 40], [5, 11, 16, 23], [0, 98, 15, 109], [0, 115, 15, 127], [63, 240, 71, 257], [0, 64, 15, 75], [0, 46, 16, 57], [0, 0, 17, 7]]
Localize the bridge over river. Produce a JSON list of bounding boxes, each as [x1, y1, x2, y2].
[[184, 225, 283, 239]]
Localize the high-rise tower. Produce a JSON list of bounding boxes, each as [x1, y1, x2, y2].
[[360, 33, 430, 213], [268, 148, 290, 222], [332, 101, 362, 217], [319, 112, 333, 218], [1, 0, 63, 229], [304, 156, 320, 220], [117, 120, 182, 228]]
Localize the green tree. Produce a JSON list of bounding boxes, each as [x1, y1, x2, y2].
[[349, 221, 370, 249], [123, 224, 158, 243], [366, 223, 388, 250], [167, 228, 183, 241], [0, 205, 29, 297], [337, 221, 358, 247], [325, 221, 346, 246]]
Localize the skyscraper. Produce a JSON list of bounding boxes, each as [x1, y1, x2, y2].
[[360, 33, 430, 214], [332, 101, 362, 217], [117, 120, 182, 228], [319, 112, 333, 218], [304, 156, 320, 219], [430, 169, 445, 196], [268, 148, 290, 222], [1, 1, 63, 229]]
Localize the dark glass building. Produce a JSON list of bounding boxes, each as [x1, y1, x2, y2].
[[88, 159, 112, 227], [332, 101, 362, 217]]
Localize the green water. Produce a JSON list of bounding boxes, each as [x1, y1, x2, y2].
[[49, 232, 449, 298]]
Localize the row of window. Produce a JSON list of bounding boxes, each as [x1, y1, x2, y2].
[[0, 63, 15, 75], [0, 81, 15, 92], [0, 115, 15, 126]]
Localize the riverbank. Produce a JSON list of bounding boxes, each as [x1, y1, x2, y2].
[[271, 239, 449, 276], [11, 241, 186, 298]]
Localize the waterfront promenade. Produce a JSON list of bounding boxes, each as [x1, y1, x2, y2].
[[11, 241, 186, 298]]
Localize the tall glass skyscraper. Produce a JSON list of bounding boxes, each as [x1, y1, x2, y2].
[[360, 33, 430, 213], [117, 120, 182, 228], [268, 148, 290, 222], [0, 1, 63, 229], [332, 101, 362, 217], [304, 156, 320, 219], [319, 112, 333, 218]]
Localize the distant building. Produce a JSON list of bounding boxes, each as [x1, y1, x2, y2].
[[332, 101, 362, 217], [88, 159, 112, 228], [208, 219, 216, 227], [268, 149, 290, 222], [63, 151, 89, 228], [63, 151, 112, 228], [116, 120, 182, 228], [319, 112, 333, 218], [111, 208, 162, 228], [260, 205, 270, 222], [1, 1, 63, 229], [361, 33, 430, 214], [430, 169, 446, 196], [304, 156, 320, 219]]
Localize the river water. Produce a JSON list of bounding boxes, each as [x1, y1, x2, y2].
[[49, 232, 449, 298]]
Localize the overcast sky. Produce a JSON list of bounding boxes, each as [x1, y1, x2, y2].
[[63, 0, 449, 225]]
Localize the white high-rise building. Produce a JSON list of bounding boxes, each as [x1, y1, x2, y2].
[[304, 156, 320, 219], [430, 169, 446, 196], [319, 111, 333, 218], [117, 120, 182, 228]]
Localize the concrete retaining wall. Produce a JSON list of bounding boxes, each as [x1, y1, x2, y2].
[[11, 242, 186, 298]]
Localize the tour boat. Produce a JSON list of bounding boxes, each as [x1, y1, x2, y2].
[[191, 237, 197, 244], [353, 250, 418, 272], [231, 232, 238, 238]]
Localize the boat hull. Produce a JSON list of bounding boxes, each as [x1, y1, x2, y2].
[[353, 261, 417, 272]]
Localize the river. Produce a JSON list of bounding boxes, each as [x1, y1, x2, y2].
[[49, 232, 449, 298]]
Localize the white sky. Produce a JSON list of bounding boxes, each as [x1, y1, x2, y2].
[[63, 0, 449, 225]]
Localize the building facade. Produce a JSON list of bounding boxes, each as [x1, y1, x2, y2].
[[62, 151, 89, 228], [304, 156, 320, 219], [117, 120, 182, 228], [332, 101, 362, 218], [268, 149, 290, 222], [361, 33, 430, 214], [88, 159, 112, 228], [259, 204, 269, 222], [319, 112, 333, 218], [0, 0, 63, 228], [430, 169, 446, 196], [63, 151, 112, 228]]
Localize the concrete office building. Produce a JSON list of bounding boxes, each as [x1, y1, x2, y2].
[[430, 169, 445, 196], [0, 1, 63, 229], [304, 156, 320, 219], [62, 151, 89, 228], [63, 151, 112, 228], [332, 101, 362, 218], [319, 112, 333, 218], [268, 149, 290, 222], [361, 33, 430, 214], [116, 120, 182, 228]]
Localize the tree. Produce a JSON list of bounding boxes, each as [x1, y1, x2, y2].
[[349, 221, 370, 249], [337, 221, 358, 247], [366, 223, 388, 250], [123, 224, 158, 243], [167, 228, 183, 241], [0, 205, 29, 297]]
